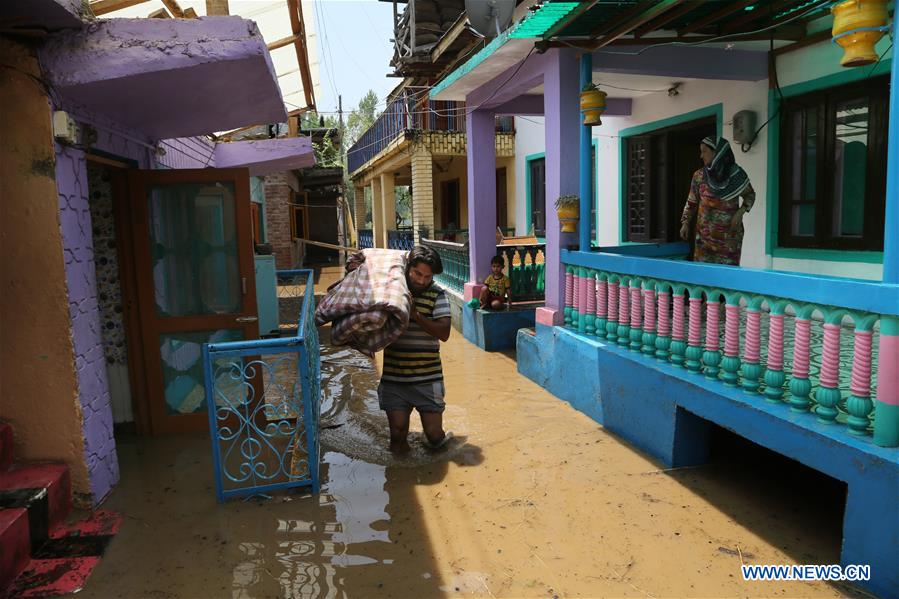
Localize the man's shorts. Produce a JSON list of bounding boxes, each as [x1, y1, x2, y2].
[[378, 380, 446, 413]]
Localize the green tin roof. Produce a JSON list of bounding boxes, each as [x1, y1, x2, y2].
[[431, 2, 580, 98], [509, 2, 580, 38]]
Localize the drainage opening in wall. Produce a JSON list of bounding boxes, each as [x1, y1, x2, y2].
[[678, 417, 846, 567]]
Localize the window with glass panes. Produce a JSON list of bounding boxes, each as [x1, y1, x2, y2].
[[778, 76, 888, 251]]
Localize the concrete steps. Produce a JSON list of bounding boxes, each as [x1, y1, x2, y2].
[[0, 422, 72, 593]]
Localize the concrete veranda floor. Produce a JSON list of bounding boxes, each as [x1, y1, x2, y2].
[[81, 328, 866, 598]]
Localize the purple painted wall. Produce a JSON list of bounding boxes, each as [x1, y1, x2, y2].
[[465, 110, 498, 296], [55, 143, 119, 504], [213, 137, 314, 175], [52, 108, 219, 504]]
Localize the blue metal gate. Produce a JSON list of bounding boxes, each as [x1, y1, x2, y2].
[[202, 269, 321, 502]]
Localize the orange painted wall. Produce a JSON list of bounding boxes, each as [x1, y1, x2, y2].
[[0, 38, 90, 494]]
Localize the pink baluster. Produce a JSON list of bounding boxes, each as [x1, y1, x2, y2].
[[669, 292, 685, 366], [685, 296, 703, 372], [642, 287, 656, 355], [788, 318, 812, 412], [577, 272, 588, 333], [721, 303, 742, 386], [657, 291, 671, 337], [703, 299, 722, 378], [564, 269, 573, 326], [850, 331, 873, 398], [815, 323, 842, 422], [629, 284, 642, 350], [617, 282, 630, 346], [606, 280, 619, 341], [763, 313, 785, 400], [597, 279, 608, 319], [585, 274, 596, 335]]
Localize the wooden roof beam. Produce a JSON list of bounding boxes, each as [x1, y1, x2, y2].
[[634, 0, 702, 37], [205, 0, 229, 16], [286, 0, 316, 111], [148, 8, 171, 18], [268, 34, 302, 51], [89, 0, 149, 16], [592, 0, 687, 48], [677, 0, 756, 36], [161, 0, 184, 17]]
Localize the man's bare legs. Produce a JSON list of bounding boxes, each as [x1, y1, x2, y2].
[[386, 410, 411, 454], [419, 411, 447, 447]]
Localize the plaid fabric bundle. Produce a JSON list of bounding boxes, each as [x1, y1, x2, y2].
[[314, 249, 413, 355]]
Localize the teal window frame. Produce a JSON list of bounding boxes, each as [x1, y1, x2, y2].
[[765, 59, 891, 264], [617, 103, 723, 244], [525, 140, 600, 244]]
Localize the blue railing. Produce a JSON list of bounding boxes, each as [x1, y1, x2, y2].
[[421, 238, 469, 294], [358, 229, 373, 249], [202, 269, 321, 502], [388, 230, 414, 250], [347, 87, 516, 173]]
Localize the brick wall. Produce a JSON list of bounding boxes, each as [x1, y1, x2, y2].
[[411, 147, 434, 243], [264, 172, 294, 269]]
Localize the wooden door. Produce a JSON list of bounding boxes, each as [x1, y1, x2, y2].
[[128, 168, 259, 434]]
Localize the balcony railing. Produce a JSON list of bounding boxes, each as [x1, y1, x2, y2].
[[422, 238, 469, 294], [357, 229, 373, 249], [347, 87, 515, 173], [561, 244, 899, 447], [421, 238, 546, 304], [387, 229, 414, 251]]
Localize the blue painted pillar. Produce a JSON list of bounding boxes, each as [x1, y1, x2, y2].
[[883, 45, 899, 283], [579, 52, 593, 252]]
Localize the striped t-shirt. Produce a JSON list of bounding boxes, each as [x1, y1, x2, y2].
[[381, 285, 451, 384]]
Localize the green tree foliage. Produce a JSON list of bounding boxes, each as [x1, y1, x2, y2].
[[395, 185, 412, 227]]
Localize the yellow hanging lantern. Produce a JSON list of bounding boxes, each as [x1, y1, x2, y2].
[[831, 0, 890, 68], [580, 86, 608, 126]]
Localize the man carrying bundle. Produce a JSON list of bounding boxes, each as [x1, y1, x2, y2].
[[378, 245, 453, 454]]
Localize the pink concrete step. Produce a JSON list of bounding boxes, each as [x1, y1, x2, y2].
[[0, 423, 12, 472], [0, 508, 30, 592], [0, 464, 71, 530]]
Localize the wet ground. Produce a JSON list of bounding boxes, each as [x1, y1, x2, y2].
[[81, 327, 866, 598]]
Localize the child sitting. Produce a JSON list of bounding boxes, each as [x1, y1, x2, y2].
[[479, 255, 511, 310]]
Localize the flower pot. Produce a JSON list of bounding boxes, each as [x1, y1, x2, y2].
[[557, 204, 579, 233], [831, 0, 889, 67], [579, 89, 608, 126]]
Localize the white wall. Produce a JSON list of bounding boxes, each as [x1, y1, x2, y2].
[[511, 37, 892, 281]]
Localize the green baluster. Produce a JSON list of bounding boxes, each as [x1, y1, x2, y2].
[[629, 278, 643, 351], [845, 313, 878, 436], [577, 267, 588, 333], [585, 269, 596, 336], [788, 304, 815, 412], [654, 282, 671, 361], [668, 285, 687, 367], [762, 301, 788, 401], [814, 309, 847, 423], [739, 296, 766, 394], [595, 273, 608, 339], [685, 287, 704, 373], [617, 277, 630, 347], [641, 279, 657, 355], [606, 275, 619, 343], [720, 291, 743, 387]]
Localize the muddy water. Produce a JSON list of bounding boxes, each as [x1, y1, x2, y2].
[[83, 328, 863, 598]]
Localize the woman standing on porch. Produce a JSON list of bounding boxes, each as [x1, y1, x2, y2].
[[679, 136, 755, 265]]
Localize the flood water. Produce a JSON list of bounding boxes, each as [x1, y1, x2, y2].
[[82, 325, 864, 598]]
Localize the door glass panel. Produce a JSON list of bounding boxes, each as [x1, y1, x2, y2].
[[160, 329, 243, 415], [802, 107, 817, 202], [148, 182, 240, 316], [832, 98, 868, 237]]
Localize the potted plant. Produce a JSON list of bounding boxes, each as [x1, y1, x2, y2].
[[831, 0, 889, 67], [579, 82, 608, 126], [555, 195, 580, 233]]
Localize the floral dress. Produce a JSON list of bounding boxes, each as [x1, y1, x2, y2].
[[681, 169, 755, 265]]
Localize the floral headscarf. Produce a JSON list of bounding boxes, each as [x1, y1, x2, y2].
[[702, 136, 750, 202]]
